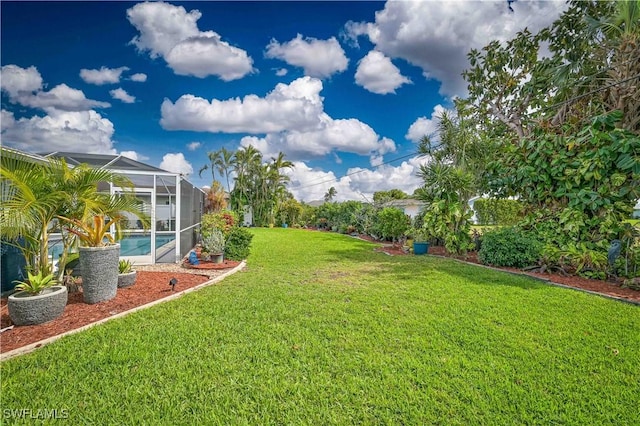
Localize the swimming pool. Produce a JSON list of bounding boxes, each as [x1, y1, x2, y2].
[[119, 234, 175, 257]]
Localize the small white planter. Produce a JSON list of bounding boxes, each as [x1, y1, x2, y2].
[[8, 286, 68, 326], [118, 271, 137, 288]]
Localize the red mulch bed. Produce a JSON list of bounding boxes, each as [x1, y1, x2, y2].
[[371, 240, 639, 304], [0, 271, 211, 354], [182, 259, 241, 270]]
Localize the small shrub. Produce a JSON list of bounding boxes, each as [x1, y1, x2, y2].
[[202, 229, 226, 254], [224, 228, 253, 260], [478, 227, 542, 268], [202, 211, 238, 238], [118, 259, 133, 274]]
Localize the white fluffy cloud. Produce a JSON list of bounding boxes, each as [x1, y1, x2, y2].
[[1, 109, 117, 154], [285, 156, 429, 203], [405, 104, 448, 143], [127, 2, 254, 80], [109, 88, 136, 103], [1, 65, 117, 154], [20, 84, 111, 111], [159, 152, 193, 176], [275, 68, 288, 77], [345, 0, 567, 97], [265, 34, 348, 79], [355, 50, 411, 94], [163, 76, 396, 162], [120, 151, 139, 161], [2, 65, 110, 111], [80, 66, 129, 85], [1, 110, 16, 132], [161, 76, 324, 133], [0, 64, 43, 97], [187, 141, 201, 151], [130, 73, 148, 82]]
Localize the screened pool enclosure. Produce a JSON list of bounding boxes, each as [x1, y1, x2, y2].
[[43, 152, 205, 265]]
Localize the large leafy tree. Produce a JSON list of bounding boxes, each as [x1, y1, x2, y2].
[[463, 0, 639, 252]]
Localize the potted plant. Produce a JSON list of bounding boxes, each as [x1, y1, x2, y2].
[[64, 215, 120, 304], [200, 250, 211, 262], [117, 259, 137, 288], [202, 229, 225, 264], [412, 227, 432, 255], [8, 268, 67, 326]]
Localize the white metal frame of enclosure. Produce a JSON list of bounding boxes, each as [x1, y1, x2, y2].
[[109, 169, 184, 265]]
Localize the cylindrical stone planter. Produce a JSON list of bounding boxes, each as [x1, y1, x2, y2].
[[8, 285, 68, 326], [79, 244, 120, 304], [117, 271, 137, 288]]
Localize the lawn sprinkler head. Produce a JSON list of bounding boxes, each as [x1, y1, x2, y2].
[[169, 277, 178, 291]]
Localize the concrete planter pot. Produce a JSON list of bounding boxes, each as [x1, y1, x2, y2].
[[79, 244, 120, 304], [8, 285, 68, 326], [118, 271, 137, 288], [211, 253, 224, 264]]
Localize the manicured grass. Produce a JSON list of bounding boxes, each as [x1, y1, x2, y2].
[[2, 228, 639, 424]]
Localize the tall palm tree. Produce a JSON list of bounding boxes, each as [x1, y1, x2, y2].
[[591, 0, 640, 131], [230, 145, 261, 212], [214, 147, 235, 193], [324, 187, 337, 202], [199, 149, 221, 184]]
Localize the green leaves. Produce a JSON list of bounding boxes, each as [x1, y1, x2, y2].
[[488, 112, 639, 248], [14, 269, 57, 295]]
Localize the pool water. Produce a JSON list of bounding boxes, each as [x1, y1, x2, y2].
[[119, 235, 175, 256]]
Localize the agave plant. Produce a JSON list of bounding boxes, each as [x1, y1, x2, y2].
[[118, 259, 133, 274], [14, 269, 57, 296]]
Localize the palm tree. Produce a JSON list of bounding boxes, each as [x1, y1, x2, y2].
[[214, 147, 235, 193], [324, 187, 337, 203], [199, 149, 221, 184], [1, 150, 149, 281], [230, 145, 261, 213], [590, 0, 640, 131]]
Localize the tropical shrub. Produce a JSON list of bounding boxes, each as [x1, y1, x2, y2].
[[118, 259, 133, 274], [14, 269, 57, 295], [488, 112, 640, 250], [474, 198, 523, 225], [224, 227, 253, 260], [375, 207, 410, 242], [478, 227, 542, 268], [421, 199, 474, 254], [202, 229, 226, 254], [202, 211, 238, 238]]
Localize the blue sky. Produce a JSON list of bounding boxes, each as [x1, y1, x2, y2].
[[1, 1, 567, 202]]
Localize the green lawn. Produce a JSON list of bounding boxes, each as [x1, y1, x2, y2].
[[2, 228, 639, 425]]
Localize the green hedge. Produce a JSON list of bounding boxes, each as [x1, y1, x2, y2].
[[478, 227, 542, 268], [474, 198, 523, 225], [224, 227, 253, 261]]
